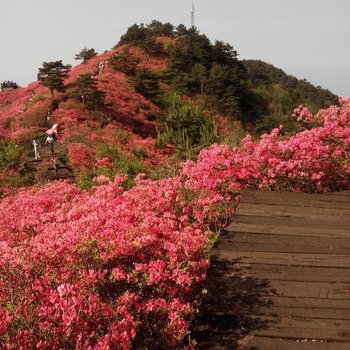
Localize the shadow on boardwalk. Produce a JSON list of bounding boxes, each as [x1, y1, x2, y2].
[[192, 252, 274, 349]]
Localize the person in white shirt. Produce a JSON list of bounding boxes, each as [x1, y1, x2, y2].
[[32, 138, 41, 159]]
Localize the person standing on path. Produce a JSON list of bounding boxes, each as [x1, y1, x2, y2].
[[32, 138, 41, 159], [51, 155, 58, 174], [45, 134, 55, 155]]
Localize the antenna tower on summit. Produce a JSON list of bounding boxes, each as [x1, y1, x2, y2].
[[191, 0, 195, 27]]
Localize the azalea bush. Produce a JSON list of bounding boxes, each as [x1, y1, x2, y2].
[[65, 128, 172, 189], [0, 99, 349, 349], [0, 172, 239, 349]]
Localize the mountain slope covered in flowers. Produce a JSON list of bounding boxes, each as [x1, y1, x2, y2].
[[0, 98, 349, 348], [0, 22, 339, 191]]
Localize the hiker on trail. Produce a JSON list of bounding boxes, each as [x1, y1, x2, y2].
[[32, 138, 41, 159], [51, 155, 58, 174], [45, 134, 55, 155], [45, 124, 61, 142], [98, 60, 105, 74]]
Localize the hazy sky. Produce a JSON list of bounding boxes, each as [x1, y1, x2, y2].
[[0, 0, 349, 96]]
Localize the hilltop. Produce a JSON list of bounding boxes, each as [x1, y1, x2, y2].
[[0, 21, 339, 191]]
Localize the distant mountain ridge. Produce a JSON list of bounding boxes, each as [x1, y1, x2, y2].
[[242, 59, 338, 132]]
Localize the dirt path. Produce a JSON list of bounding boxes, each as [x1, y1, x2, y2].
[[192, 190, 350, 350]]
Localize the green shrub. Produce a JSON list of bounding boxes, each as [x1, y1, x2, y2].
[[0, 141, 22, 170], [157, 95, 219, 157]]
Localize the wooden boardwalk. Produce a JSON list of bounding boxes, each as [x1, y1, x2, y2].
[[26, 143, 73, 182], [192, 190, 350, 350]]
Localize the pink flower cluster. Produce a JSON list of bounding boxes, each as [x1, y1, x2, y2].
[[292, 104, 314, 124], [0, 99, 349, 348], [0, 171, 233, 348], [239, 99, 350, 191], [67, 143, 95, 171]]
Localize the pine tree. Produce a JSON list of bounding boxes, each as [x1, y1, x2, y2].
[[189, 63, 207, 96], [207, 64, 241, 118], [117, 24, 148, 47], [75, 47, 98, 62], [133, 69, 162, 105], [37, 60, 71, 96], [71, 74, 105, 110]]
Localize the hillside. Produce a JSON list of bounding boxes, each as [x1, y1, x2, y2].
[[243, 59, 338, 132], [0, 96, 349, 349], [0, 21, 339, 192], [0, 43, 175, 191], [0, 20, 349, 350]]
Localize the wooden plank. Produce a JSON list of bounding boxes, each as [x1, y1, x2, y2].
[[214, 233, 350, 254], [252, 316, 350, 341], [266, 295, 350, 307], [234, 264, 350, 283], [257, 306, 350, 320], [226, 222, 350, 238], [266, 281, 350, 300], [247, 336, 350, 350], [201, 271, 350, 301], [242, 197, 350, 209], [214, 241, 350, 254], [239, 194, 350, 206], [236, 202, 350, 221], [231, 213, 350, 230], [326, 191, 350, 197], [241, 190, 350, 206], [234, 211, 350, 225], [216, 232, 350, 248], [212, 250, 350, 268], [202, 284, 350, 303]]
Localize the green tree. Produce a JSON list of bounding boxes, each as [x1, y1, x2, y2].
[[117, 24, 148, 47], [167, 27, 213, 93], [169, 26, 212, 76], [146, 20, 175, 37], [212, 40, 239, 66], [75, 47, 98, 62], [0, 141, 22, 170], [206, 64, 241, 118], [189, 63, 207, 96], [0, 140, 34, 188], [175, 24, 188, 37], [133, 68, 162, 105], [37, 60, 71, 96], [157, 95, 218, 155], [71, 74, 105, 110]]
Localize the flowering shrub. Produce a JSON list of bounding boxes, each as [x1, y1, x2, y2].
[[62, 123, 173, 188], [240, 98, 350, 192], [67, 143, 96, 172], [0, 99, 349, 348], [0, 175, 222, 349]]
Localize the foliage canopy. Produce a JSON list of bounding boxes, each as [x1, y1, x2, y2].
[[74, 47, 98, 62], [37, 60, 71, 96]]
